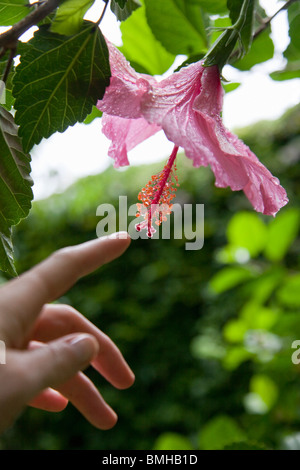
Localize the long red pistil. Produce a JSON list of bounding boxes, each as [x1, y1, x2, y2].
[[136, 145, 179, 237]]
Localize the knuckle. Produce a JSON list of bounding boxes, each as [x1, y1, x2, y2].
[[51, 304, 82, 331]]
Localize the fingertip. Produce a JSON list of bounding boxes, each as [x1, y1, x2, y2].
[[99, 232, 131, 252], [128, 371, 135, 388], [28, 388, 69, 412], [117, 371, 135, 390], [99, 409, 118, 430], [78, 232, 131, 272]]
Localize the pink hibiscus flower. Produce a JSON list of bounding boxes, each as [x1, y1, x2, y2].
[[97, 41, 288, 236]]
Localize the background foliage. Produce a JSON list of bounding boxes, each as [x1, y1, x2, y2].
[[1, 0, 299, 273], [0, 104, 299, 450], [1, 0, 300, 451]]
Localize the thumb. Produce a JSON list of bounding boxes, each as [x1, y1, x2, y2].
[[19, 334, 99, 400]]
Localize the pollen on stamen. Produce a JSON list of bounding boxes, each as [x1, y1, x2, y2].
[[135, 145, 180, 238]]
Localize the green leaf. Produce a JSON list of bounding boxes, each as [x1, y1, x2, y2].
[[277, 274, 300, 308], [271, 3, 300, 82], [250, 374, 278, 410], [271, 4, 300, 81], [245, 268, 284, 305], [210, 266, 254, 294], [223, 345, 252, 370], [270, 64, 300, 82], [223, 318, 248, 343], [190, 332, 226, 360], [153, 433, 194, 450], [0, 0, 31, 26], [0, 107, 33, 275], [188, 0, 228, 14], [288, 1, 300, 22], [241, 302, 278, 331], [210, 16, 231, 45], [174, 53, 206, 72], [120, 1, 175, 75], [232, 27, 274, 70], [204, 0, 255, 69], [110, 0, 141, 21], [0, 57, 15, 90], [284, 3, 300, 62], [0, 223, 14, 276], [13, 23, 111, 153], [222, 81, 240, 93], [204, 28, 238, 69], [288, 12, 300, 51], [224, 441, 268, 450], [226, 211, 267, 258], [264, 208, 300, 262], [227, 0, 255, 54], [0, 89, 15, 111], [0, 58, 16, 111], [199, 415, 246, 450], [114, 0, 127, 6], [50, 0, 95, 36], [144, 0, 208, 56], [83, 105, 102, 124]]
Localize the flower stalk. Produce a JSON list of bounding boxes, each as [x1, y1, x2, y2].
[[203, 0, 252, 70]]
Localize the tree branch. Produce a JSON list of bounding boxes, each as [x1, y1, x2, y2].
[[0, 0, 61, 50], [96, 0, 110, 26], [253, 0, 298, 41], [229, 0, 298, 64]]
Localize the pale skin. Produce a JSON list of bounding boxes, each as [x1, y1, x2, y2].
[[0, 232, 135, 434]]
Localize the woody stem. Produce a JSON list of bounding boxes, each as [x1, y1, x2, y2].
[[0, 0, 60, 49], [253, 0, 298, 40]]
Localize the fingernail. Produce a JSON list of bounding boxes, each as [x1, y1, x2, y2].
[[67, 334, 99, 362], [102, 232, 129, 240]]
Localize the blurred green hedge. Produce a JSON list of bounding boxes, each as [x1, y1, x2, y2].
[[0, 105, 300, 450]]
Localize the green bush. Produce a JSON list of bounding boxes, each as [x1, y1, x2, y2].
[[1, 105, 299, 450]]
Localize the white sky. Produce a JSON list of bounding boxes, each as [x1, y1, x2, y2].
[[20, 1, 300, 199]]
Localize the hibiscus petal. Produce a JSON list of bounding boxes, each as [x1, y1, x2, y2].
[[98, 42, 288, 215], [97, 41, 155, 119], [101, 114, 160, 167], [141, 61, 288, 215], [241, 157, 289, 216], [194, 67, 288, 215], [141, 61, 215, 167]]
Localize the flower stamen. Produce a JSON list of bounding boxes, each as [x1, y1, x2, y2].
[[136, 145, 180, 237]]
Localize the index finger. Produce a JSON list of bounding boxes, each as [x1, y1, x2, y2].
[[0, 233, 131, 343]]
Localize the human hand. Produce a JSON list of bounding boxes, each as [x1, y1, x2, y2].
[[0, 233, 134, 434]]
